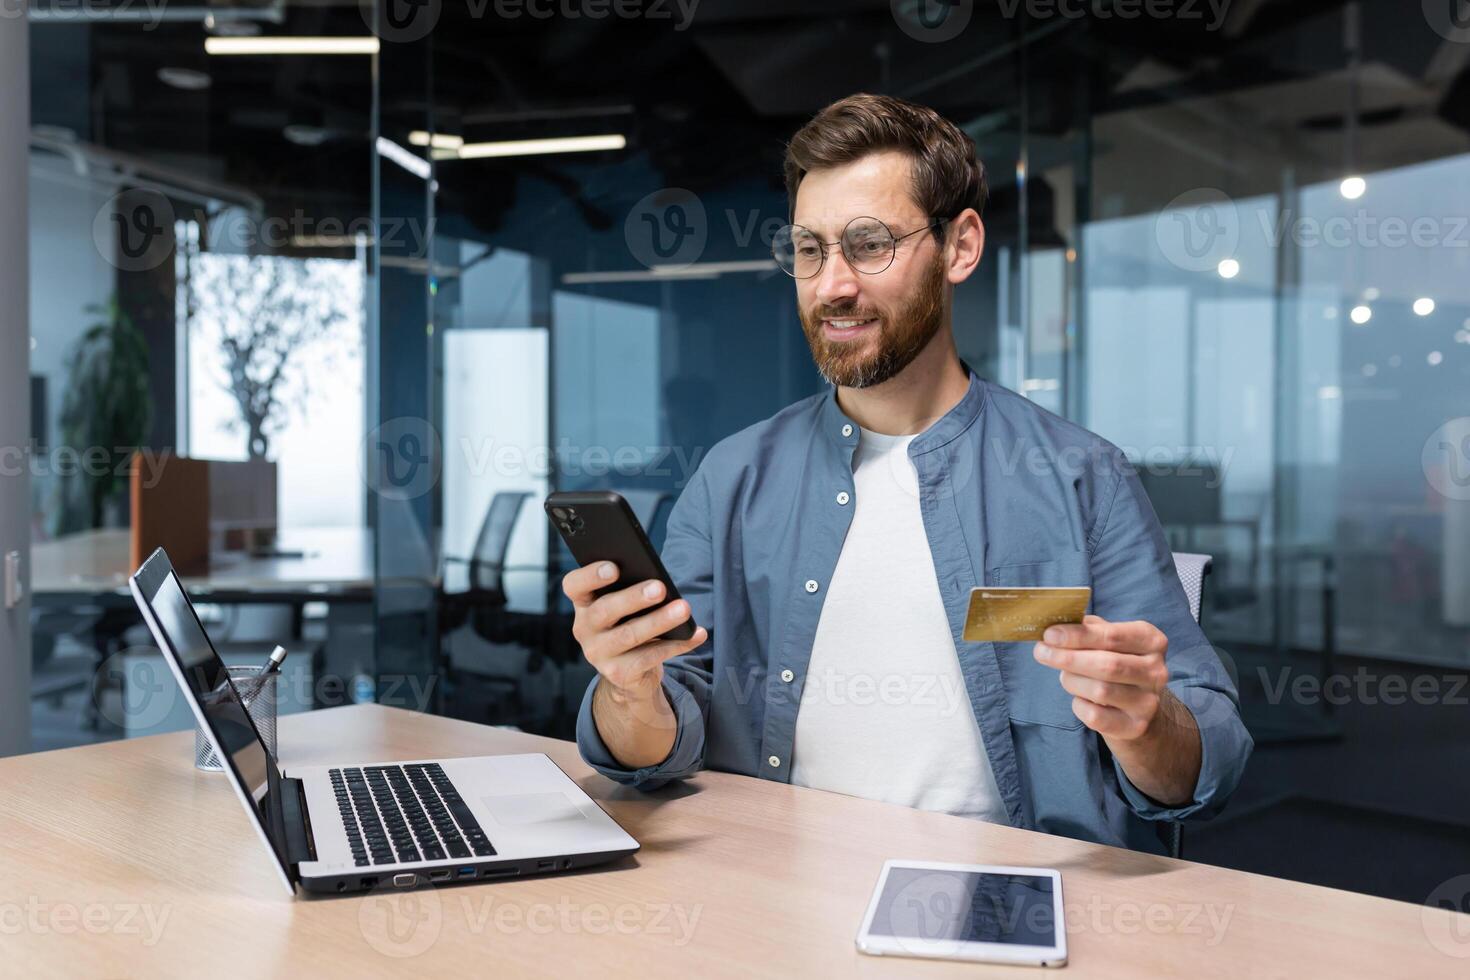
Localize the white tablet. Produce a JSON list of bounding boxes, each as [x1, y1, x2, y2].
[[856, 860, 1067, 967]]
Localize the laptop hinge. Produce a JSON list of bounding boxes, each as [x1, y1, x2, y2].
[[280, 777, 318, 865]]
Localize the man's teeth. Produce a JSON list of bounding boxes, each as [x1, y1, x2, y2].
[[828, 318, 875, 328]]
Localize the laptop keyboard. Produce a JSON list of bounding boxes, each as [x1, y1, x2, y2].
[[329, 763, 497, 867]]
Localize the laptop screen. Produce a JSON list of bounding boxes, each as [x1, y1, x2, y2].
[[147, 571, 272, 799], [131, 550, 294, 892]]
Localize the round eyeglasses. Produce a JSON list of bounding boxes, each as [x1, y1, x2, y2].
[[771, 215, 947, 279]]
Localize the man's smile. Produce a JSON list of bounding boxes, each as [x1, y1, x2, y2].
[[821, 315, 880, 340]]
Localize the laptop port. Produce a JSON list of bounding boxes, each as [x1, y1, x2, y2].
[[457, 867, 477, 879], [393, 873, 416, 888], [360, 876, 379, 889], [480, 867, 520, 879], [559, 859, 572, 870], [537, 860, 554, 871], [429, 870, 451, 882]]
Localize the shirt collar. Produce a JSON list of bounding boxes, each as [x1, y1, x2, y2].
[[820, 361, 987, 456]]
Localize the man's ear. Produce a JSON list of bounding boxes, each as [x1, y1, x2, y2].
[[945, 208, 985, 285]]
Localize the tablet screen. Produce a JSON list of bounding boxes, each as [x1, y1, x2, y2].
[[868, 867, 1057, 946]]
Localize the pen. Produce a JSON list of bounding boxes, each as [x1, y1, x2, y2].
[[241, 645, 288, 705]]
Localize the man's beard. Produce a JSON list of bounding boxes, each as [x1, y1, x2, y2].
[[799, 254, 947, 389]]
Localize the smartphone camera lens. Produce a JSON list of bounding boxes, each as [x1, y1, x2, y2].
[[560, 521, 577, 536], [551, 507, 568, 520], [570, 516, 585, 531]]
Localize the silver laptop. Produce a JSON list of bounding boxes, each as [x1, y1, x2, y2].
[[129, 547, 638, 897]]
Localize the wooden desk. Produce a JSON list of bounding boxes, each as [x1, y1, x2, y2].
[[2, 706, 1464, 977]]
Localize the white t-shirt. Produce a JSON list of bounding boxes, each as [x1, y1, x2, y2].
[[790, 427, 1008, 824]]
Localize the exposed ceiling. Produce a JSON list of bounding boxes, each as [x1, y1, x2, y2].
[[26, 0, 1470, 250]]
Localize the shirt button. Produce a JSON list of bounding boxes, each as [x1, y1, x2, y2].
[[768, 755, 781, 768], [804, 579, 819, 593], [780, 669, 794, 683], [841, 424, 853, 437], [836, 491, 850, 506]]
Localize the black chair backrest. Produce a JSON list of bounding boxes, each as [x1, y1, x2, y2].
[[469, 490, 532, 595]]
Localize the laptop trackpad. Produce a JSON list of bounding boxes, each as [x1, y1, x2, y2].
[[481, 792, 588, 826]]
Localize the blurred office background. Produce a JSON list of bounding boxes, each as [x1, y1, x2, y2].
[[3, 0, 1469, 907]]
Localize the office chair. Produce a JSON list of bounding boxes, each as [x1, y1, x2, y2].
[[439, 490, 554, 728], [442, 490, 533, 607], [1165, 551, 1213, 860]]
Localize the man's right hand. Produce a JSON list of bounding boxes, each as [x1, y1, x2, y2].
[[563, 561, 708, 769]]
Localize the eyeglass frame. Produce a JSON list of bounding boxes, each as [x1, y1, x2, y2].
[[772, 214, 952, 279]]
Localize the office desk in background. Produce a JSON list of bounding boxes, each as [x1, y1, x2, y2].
[[30, 527, 379, 605], [1, 705, 1464, 978]]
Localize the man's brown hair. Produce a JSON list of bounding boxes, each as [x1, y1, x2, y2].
[[782, 93, 987, 234]]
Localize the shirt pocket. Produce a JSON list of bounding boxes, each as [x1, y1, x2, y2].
[[988, 554, 1092, 730]]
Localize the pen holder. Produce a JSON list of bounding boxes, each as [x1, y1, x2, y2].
[[195, 665, 279, 772]]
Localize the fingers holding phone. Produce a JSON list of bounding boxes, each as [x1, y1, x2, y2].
[[562, 561, 707, 702]]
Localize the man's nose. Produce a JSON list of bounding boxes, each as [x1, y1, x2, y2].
[[814, 248, 861, 307]]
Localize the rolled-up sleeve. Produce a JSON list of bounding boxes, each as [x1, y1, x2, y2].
[[575, 466, 718, 790], [1088, 457, 1254, 822]]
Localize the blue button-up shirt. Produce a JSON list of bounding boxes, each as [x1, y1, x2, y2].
[[577, 371, 1252, 853]]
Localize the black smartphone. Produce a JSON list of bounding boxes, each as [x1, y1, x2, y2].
[[545, 491, 697, 641]]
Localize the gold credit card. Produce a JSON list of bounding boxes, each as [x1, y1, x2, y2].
[[963, 587, 1092, 642]]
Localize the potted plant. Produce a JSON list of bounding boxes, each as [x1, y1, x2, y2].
[[55, 297, 153, 534]]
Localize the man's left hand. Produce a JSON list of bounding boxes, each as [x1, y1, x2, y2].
[[1032, 614, 1171, 742]]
